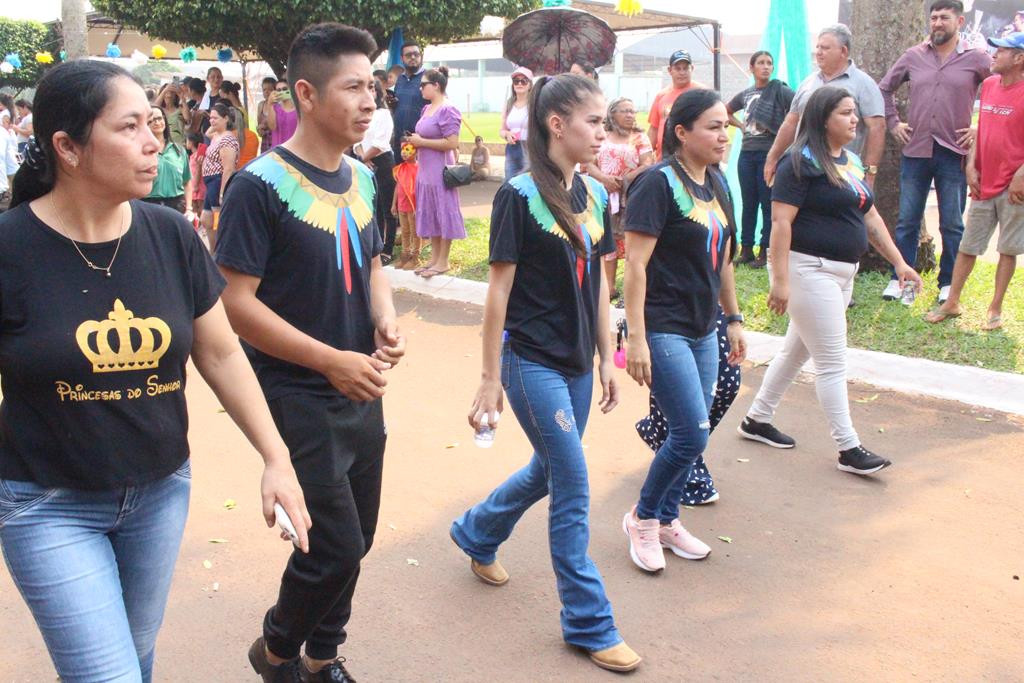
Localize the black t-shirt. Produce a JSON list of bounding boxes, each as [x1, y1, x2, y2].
[[491, 173, 615, 376], [728, 86, 773, 152], [215, 148, 382, 401], [0, 201, 225, 489], [772, 148, 872, 264], [625, 161, 735, 339]]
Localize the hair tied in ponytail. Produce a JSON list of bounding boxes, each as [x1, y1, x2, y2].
[[23, 136, 47, 172]]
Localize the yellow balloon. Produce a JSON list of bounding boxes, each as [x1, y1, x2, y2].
[[35, 51, 54, 64], [151, 44, 167, 60], [615, 0, 643, 16]]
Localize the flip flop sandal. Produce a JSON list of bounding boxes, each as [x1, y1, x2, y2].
[[924, 309, 962, 324], [982, 315, 1003, 331], [421, 267, 451, 279]]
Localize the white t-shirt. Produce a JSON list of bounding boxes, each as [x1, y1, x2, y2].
[[504, 104, 529, 141], [1, 128, 19, 180], [358, 108, 395, 157], [15, 112, 31, 144]]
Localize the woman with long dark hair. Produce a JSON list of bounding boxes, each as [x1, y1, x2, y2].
[[727, 50, 795, 267], [143, 104, 192, 214], [406, 66, 466, 277], [450, 74, 640, 673], [0, 59, 309, 682], [738, 86, 921, 475], [500, 66, 532, 178], [622, 89, 747, 573], [356, 78, 399, 263]]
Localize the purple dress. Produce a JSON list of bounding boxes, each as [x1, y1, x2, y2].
[[271, 103, 298, 147], [414, 103, 466, 239]]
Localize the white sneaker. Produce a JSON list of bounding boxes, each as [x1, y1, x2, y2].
[[882, 280, 901, 301], [938, 285, 951, 304]]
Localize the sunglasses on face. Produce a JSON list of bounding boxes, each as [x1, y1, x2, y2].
[[148, 116, 165, 124], [512, 78, 530, 86]]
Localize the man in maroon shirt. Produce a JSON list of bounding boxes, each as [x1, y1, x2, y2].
[[878, 0, 992, 304], [926, 32, 1024, 330]]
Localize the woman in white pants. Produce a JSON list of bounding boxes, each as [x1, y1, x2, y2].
[[737, 86, 922, 475]]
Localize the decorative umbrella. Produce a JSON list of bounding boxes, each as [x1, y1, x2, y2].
[[502, 0, 616, 75]]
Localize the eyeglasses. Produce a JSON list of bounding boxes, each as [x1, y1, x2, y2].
[[148, 116, 165, 124], [614, 109, 637, 115], [512, 78, 530, 86], [403, 51, 421, 57]]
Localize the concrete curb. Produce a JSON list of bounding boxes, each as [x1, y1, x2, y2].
[[385, 267, 1024, 416]]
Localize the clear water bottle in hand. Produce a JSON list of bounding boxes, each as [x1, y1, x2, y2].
[[900, 281, 916, 306], [474, 412, 498, 448]]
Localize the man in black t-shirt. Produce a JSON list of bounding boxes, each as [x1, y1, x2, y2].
[[215, 24, 405, 683]]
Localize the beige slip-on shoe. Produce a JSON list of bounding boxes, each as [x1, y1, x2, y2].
[[589, 642, 642, 673]]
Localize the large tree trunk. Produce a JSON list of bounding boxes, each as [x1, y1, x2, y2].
[[850, 0, 937, 274], [61, 0, 88, 59]]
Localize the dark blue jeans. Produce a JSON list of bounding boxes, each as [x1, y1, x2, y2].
[[737, 149, 772, 248], [892, 144, 966, 287], [635, 330, 719, 523], [451, 345, 621, 651], [504, 142, 528, 179]]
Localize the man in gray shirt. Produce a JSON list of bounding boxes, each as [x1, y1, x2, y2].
[[878, 0, 991, 303], [764, 24, 886, 189]]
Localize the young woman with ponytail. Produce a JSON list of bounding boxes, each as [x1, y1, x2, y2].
[[449, 74, 641, 673], [622, 89, 748, 573], [0, 60, 308, 681]]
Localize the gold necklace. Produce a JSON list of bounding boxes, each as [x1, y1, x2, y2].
[[50, 195, 128, 278]]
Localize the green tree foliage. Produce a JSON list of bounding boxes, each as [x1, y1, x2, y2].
[[0, 18, 56, 90], [132, 60, 181, 86], [93, 0, 536, 77]]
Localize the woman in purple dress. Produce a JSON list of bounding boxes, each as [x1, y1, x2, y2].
[[406, 66, 466, 278]]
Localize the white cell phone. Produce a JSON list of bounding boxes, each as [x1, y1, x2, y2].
[[274, 502, 299, 546]]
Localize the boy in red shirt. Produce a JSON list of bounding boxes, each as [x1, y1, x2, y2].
[[927, 33, 1024, 330], [392, 143, 421, 269]]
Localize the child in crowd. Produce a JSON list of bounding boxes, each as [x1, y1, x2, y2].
[[186, 132, 206, 230], [470, 135, 491, 180], [392, 142, 422, 269]]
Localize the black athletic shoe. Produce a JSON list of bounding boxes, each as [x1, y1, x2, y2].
[[248, 638, 302, 683], [301, 657, 357, 683], [837, 445, 892, 475], [737, 417, 796, 449]]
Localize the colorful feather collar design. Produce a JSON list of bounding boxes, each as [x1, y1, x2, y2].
[[246, 151, 376, 294], [660, 165, 729, 270], [509, 173, 607, 285], [801, 145, 870, 209]]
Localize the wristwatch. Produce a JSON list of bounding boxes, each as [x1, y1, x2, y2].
[[724, 313, 744, 325], [866, 165, 879, 175]]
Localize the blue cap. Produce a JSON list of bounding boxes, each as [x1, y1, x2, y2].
[[987, 32, 1024, 49], [669, 49, 692, 66]]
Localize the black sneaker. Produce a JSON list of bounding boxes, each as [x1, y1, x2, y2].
[[737, 417, 796, 449], [248, 637, 302, 683], [301, 656, 357, 683], [837, 445, 892, 475]]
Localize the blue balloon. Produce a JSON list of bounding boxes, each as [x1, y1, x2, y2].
[[105, 43, 121, 59], [5, 53, 22, 69], [217, 48, 233, 63]]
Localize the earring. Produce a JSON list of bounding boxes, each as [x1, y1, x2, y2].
[[556, 133, 563, 139], [67, 156, 78, 167]]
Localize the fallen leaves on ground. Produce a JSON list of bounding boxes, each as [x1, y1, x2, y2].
[[718, 536, 733, 543], [406, 558, 420, 566]]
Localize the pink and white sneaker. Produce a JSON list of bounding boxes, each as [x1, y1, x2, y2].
[[622, 506, 666, 572], [659, 519, 711, 560]]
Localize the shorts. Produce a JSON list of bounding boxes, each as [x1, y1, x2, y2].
[[203, 175, 223, 210], [960, 188, 1024, 256]]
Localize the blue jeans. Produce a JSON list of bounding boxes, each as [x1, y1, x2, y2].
[[451, 346, 621, 651], [891, 144, 966, 287], [636, 331, 719, 523], [0, 463, 191, 682], [737, 149, 772, 248], [504, 142, 528, 179]]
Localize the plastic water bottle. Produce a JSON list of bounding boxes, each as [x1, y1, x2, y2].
[[900, 282, 916, 306], [474, 413, 496, 448]]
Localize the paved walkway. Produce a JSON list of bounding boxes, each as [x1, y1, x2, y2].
[[2, 292, 1021, 681]]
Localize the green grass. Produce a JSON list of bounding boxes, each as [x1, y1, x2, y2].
[[459, 112, 651, 144], [401, 218, 1024, 374]]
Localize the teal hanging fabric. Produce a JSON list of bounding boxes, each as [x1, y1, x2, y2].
[[387, 28, 405, 71], [724, 0, 812, 245]]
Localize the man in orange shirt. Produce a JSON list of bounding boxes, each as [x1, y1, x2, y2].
[[647, 50, 708, 159]]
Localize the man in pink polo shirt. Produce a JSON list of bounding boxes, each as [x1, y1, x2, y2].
[[927, 32, 1024, 330]]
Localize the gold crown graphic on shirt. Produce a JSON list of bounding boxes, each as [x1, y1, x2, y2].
[[75, 299, 172, 373]]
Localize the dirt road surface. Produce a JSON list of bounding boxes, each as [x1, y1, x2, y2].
[[2, 292, 1022, 682]]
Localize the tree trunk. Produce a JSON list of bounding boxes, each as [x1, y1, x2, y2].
[[850, 0, 937, 274], [61, 0, 88, 60]]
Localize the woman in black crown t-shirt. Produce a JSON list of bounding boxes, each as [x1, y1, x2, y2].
[[0, 61, 309, 682], [739, 86, 922, 476]]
